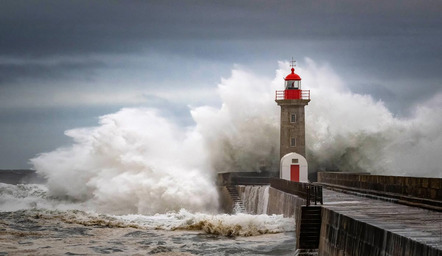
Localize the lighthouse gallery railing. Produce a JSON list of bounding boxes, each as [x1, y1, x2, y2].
[[275, 90, 310, 100]]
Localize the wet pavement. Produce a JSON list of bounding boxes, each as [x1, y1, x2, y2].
[[323, 188, 442, 251]]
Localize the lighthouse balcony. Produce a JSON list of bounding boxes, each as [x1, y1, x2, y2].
[[275, 90, 310, 100]]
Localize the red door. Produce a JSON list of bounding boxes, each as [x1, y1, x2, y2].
[[290, 165, 300, 182]]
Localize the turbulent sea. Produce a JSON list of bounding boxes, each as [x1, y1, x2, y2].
[[2, 60, 441, 255], [0, 182, 296, 255]]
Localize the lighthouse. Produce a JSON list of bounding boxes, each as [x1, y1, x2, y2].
[[275, 60, 310, 182]]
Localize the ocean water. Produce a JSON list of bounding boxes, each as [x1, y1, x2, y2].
[[3, 59, 440, 254], [0, 182, 296, 255]]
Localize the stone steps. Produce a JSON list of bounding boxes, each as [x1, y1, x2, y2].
[[226, 185, 246, 213], [298, 206, 322, 249]]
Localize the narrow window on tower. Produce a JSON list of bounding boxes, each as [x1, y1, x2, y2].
[[290, 113, 296, 123], [290, 137, 296, 147]]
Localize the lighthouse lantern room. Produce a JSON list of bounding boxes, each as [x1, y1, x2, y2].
[[275, 59, 310, 183], [276, 63, 310, 101]]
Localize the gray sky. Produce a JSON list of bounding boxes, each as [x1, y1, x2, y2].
[[1, 0, 441, 168]]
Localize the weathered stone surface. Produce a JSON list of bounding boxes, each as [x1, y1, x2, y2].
[[298, 206, 322, 250], [225, 173, 441, 255], [217, 186, 235, 213], [319, 189, 442, 256], [276, 99, 309, 159], [266, 186, 306, 217], [318, 172, 442, 202]]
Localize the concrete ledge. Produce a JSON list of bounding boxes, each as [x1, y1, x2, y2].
[[266, 186, 306, 217], [295, 249, 318, 256], [319, 207, 441, 256], [318, 182, 442, 212], [216, 172, 276, 186], [318, 172, 442, 203]]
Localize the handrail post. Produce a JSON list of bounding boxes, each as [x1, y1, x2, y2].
[[314, 186, 317, 205]]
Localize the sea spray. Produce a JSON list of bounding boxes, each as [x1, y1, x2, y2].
[[31, 109, 219, 215], [191, 68, 280, 174], [300, 59, 442, 177], [0, 183, 294, 238], [30, 59, 442, 216], [0, 183, 50, 211], [193, 60, 442, 177], [238, 186, 270, 215], [0, 182, 93, 212]]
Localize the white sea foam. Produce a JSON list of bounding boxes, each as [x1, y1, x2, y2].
[[28, 59, 441, 216], [192, 60, 442, 177], [0, 184, 293, 237], [0, 183, 49, 211], [239, 186, 269, 215], [300, 59, 442, 177], [0, 182, 90, 212], [117, 209, 294, 236], [31, 109, 219, 215]]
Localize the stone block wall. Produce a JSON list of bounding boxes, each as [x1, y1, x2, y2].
[[266, 186, 306, 217], [219, 185, 307, 217], [317, 172, 442, 201], [277, 99, 309, 159], [319, 207, 441, 256], [217, 186, 235, 213]]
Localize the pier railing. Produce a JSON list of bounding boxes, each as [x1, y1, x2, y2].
[[216, 172, 277, 186], [217, 172, 323, 206], [270, 178, 323, 206], [317, 172, 442, 211]]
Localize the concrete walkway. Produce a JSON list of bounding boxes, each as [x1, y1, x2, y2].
[[322, 188, 442, 251]]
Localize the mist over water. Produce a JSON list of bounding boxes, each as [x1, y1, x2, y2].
[[191, 68, 280, 174], [31, 109, 219, 215], [301, 59, 442, 177], [194, 59, 442, 178], [31, 59, 441, 215]]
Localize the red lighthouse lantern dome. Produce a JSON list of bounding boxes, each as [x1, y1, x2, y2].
[[285, 67, 302, 90], [274, 59, 310, 100]]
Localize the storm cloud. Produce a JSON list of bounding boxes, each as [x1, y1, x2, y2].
[[0, 0, 441, 168]]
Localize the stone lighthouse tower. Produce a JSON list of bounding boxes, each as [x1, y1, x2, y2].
[[275, 60, 310, 182]]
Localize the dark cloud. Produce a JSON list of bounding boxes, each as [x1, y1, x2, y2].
[[1, 0, 440, 56], [1, 0, 440, 84], [0, 59, 105, 84], [0, 0, 441, 168]]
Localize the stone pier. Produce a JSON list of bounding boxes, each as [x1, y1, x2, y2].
[[218, 172, 442, 256], [320, 188, 441, 256]]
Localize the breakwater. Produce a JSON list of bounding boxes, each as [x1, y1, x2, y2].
[[318, 172, 442, 211], [318, 172, 441, 201], [219, 172, 442, 256], [320, 188, 441, 256], [219, 183, 306, 218], [236, 185, 306, 217]]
